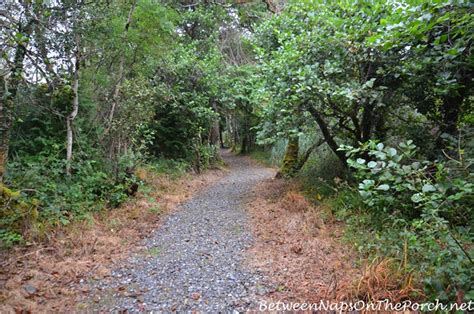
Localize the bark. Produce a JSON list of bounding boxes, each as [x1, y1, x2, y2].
[[230, 116, 239, 152], [0, 76, 11, 182], [209, 100, 220, 146], [440, 93, 463, 137], [219, 121, 224, 148], [276, 136, 299, 178], [306, 105, 347, 166], [360, 101, 375, 142], [240, 118, 253, 154], [66, 37, 81, 176], [240, 133, 249, 154], [262, 0, 278, 13]]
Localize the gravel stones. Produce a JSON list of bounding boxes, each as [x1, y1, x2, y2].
[[86, 152, 273, 312]]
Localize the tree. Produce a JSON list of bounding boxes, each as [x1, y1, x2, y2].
[[254, 1, 473, 167], [0, 1, 37, 182], [370, 2, 473, 150]]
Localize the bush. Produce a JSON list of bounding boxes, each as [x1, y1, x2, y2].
[[340, 140, 473, 225], [299, 146, 347, 197], [148, 158, 189, 178], [2, 149, 140, 245], [336, 140, 473, 302], [0, 184, 40, 247]]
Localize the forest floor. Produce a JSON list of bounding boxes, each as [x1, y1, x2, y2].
[[1, 151, 363, 312]]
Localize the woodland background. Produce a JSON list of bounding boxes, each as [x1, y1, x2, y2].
[[0, 0, 472, 303]]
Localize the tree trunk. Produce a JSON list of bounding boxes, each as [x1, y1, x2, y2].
[[240, 118, 251, 154], [66, 39, 81, 176], [276, 136, 299, 178], [209, 100, 220, 146], [360, 103, 374, 143], [440, 94, 463, 137], [231, 116, 239, 152], [219, 121, 224, 148], [0, 76, 13, 183], [306, 105, 347, 166]]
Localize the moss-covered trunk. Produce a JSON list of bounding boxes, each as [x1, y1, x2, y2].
[[276, 137, 299, 178]]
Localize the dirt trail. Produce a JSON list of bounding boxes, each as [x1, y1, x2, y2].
[[85, 150, 275, 311]]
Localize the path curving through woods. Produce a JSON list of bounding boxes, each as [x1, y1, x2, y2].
[[87, 150, 274, 311]]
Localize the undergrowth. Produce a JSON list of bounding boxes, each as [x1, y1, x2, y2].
[[310, 141, 473, 303], [253, 132, 474, 303], [0, 156, 192, 249]]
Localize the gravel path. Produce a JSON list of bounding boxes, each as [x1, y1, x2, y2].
[[88, 151, 274, 312]]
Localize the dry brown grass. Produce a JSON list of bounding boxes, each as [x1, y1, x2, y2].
[[246, 178, 420, 304], [0, 167, 225, 313], [346, 257, 424, 302], [246, 178, 358, 303]]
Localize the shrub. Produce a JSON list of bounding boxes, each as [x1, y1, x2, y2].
[[0, 184, 40, 247], [337, 140, 473, 302]]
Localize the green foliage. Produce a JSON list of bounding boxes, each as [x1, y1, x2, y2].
[[2, 0, 473, 304], [0, 184, 39, 247], [341, 140, 473, 225], [2, 1, 234, 246], [337, 140, 473, 301], [299, 147, 347, 197], [251, 1, 473, 301], [148, 159, 189, 179]]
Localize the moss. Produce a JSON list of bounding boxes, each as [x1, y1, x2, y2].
[[1, 184, 21, 199], [0, 184, 41, 246], [277, 137, 299, 178]]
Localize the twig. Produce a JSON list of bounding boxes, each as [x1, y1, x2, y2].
[[449, 231, 473, 266], [14, 247, 55, 260]]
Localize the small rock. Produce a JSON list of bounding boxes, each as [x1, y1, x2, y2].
[[23, 284, 37, 297], [191, 292, 201, 300]]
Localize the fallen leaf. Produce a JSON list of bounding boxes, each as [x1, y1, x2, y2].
[[191, 292, 201, 300]]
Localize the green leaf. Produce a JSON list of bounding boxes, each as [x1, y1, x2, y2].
[[411, 193, 423, 203], [365, 78, 376, 88], [387, 148, 397, 157], [368, 161, 377, 168], [422, 184, 436, 193], [377, 184, 390, 191]]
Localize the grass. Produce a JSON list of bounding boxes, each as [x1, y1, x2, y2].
[[149, 204, 162, 214], [147, 158, 189, 178], [146, 246, 161, 257], [248, 150, 274, 167]]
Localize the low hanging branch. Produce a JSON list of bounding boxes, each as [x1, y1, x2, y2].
[[306, 104, 348, 166]]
